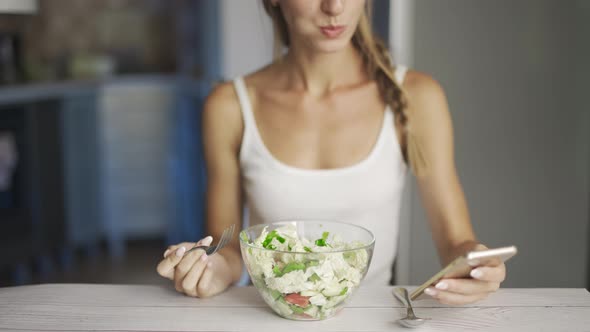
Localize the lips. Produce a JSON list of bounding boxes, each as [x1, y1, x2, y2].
[[320, 25, 346, 38]]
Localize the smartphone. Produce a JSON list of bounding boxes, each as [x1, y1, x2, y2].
[[410, 245, 518, 301]]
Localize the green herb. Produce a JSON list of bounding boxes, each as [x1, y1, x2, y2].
[[304, 246, 312, 252], [289, 304, 305, 314], [273, 265, 282, 276], [315, 231, 330, 247], [262, 230, 286, 249], [281, 262, 306, 275], [239, 231, 250, 243], [274, 261, 306, 277], [306, 260, 319, 268], [270, 289, 282, 300], [262, 230, 277, 248], [309, 273, 321, 282], [339, 287, 348, 296]]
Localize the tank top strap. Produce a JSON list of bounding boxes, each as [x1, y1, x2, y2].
[[394, 65, 408, 86], [383, 105, 394, 126], [233, 77, 257, 130]]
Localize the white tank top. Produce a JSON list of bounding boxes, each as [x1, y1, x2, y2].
[[234, 66, 408, 285]]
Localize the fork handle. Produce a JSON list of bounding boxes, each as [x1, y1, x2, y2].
[[186, 245, 209, 254]]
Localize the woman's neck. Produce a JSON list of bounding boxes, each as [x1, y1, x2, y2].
[[281, 43, 366, 97]]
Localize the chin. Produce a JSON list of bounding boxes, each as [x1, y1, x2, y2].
[[311, 38, 353, 53]]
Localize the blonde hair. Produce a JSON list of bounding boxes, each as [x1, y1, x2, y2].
[[261, 0, 427, 175]]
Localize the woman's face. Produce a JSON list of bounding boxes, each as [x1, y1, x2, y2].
[[276, 0, 367, 53]]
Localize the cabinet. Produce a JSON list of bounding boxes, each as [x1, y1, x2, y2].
[[0, 83, 101, 285], [0, 78, 211, 284], [0, 100, 67, 284], [98, 80, 175, 257], [61, 92, 102, 249]]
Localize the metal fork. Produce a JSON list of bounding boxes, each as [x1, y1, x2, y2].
[[186, 224, 235, 256]]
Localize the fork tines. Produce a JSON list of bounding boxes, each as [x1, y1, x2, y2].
[[209, 224, 235, 255]]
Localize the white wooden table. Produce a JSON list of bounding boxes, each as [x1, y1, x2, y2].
[[0, 284, 588, 331]]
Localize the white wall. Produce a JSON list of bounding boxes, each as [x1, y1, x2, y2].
[[219, 0, 273, 80], [406, 0, 589, 287]]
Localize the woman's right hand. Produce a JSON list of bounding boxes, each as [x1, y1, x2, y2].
[[156, 236, 235, 298]]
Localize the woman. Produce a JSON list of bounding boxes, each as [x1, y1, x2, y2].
[[157, 0, 506, 305]]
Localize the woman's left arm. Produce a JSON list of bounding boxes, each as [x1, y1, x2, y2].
[[402, 71, 505, 305]]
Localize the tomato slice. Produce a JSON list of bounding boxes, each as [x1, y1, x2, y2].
[[284, 293, 310, 307]]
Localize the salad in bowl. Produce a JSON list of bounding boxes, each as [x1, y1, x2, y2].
[[239, 221, 374, 320]]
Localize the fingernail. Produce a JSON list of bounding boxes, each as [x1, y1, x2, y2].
[[435, 281, 448, 290], [176, 246, 186, 257], [163, 249, 170, 258], [202, 236, 213, 246], [200, 253, 208, 261], [424, 288, 437, 296], [471, 269, 483, 279]]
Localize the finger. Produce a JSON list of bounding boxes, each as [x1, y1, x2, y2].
[[181, 253, 210, 297], [467, 244, 502, 268], [166, 236, 214, 258], [163, 242, 196, 258], [164, 240, 209, 258], [197, 260, 215, 298], [424, 287, 488, 305], [434, 278, 499, 295], [157, 246, 187, 280], [158, 237, 212, 280], [174, 237, 214, 291], [473, 244, 488, 250], [470, 264, 506, 282], [174, 251, 205, 291], [478, 257, 503, 267]]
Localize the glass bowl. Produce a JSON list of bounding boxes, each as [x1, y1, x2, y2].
[[239, 220, 375, 320]]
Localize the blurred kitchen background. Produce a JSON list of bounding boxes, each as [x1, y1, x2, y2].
[[0, 0, 588, 290]]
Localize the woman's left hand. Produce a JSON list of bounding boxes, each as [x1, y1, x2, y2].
[[424, 245, 506, 305]]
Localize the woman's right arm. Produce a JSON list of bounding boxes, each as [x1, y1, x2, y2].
[[157, 82, 244, 297]]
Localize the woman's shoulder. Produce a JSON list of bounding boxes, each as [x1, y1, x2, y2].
[[203, 81, 240, 117], [207, 62, 277, 102], [207, 64, 275, 109], [201, 64, 278, 148], [401, 69, 451, 136], [201, 81, 244, 150], [402, 69, 446, 101], [401, 69, 448, 116]]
